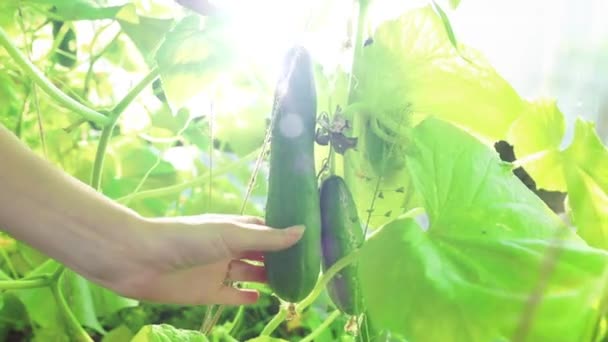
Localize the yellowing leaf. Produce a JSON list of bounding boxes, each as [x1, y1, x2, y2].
[[352, 5, 524, 141], [563, 119, 608, 249], [132, 325, 208, 342], [508, 98, 567, 191]]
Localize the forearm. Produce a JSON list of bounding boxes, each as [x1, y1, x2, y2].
[[0, 125, 142, 281]]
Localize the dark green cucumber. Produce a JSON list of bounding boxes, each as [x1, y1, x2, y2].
[[320, 175, 364, 315], [264, 46, 321, 302]]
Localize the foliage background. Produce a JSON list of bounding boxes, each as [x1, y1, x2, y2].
[[0, 0, 607, 341]]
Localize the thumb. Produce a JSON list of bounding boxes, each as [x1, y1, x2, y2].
[[220, 223, 305, 255]]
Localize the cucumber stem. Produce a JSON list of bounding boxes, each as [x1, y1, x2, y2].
[[260, 249, 361, 336], [301, 310, 341, 342], [260, 305, 288, 336]]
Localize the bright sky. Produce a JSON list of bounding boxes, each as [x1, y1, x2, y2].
[[450, 0, 608, 142]]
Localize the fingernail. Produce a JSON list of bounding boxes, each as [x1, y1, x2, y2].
[[286, 225, 305, 239]]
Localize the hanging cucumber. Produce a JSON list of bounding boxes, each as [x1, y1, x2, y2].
[[320, 175, 364, 315], [264, 46, 321, 302]]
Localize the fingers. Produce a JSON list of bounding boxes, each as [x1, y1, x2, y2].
[[118, 261, 263, 305], [234, 216, 265, 225], [215, 286, 260, 305], [199, 214, 265, 225], [152, 214, 264, 226], [220, 223, 305, 255], [240, 251, 265, 261], [226, 260, 266, 283]]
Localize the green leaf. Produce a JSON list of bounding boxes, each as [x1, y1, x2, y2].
[[213, 85, 269, 157], [507, 98, 567, 191], [62, 271, 139, 333], [344, 143, 421, 229], [344, 5, 526, 228], [24, 0, 137, 22], [562, 119, 608, 249], [246, 337, 289, 342], [132, 324, 208, 342], [352, 5, 524, 141], [119, 16, 175, 66], [359, 118, 608, 342], [101, 325, 134, 342], [155, 15, 237, 113], [12, 264, 137, 335], [182, 182, 261, 217]]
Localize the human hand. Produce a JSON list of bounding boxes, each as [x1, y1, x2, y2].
[[93, 214, 304, 305], [1, 118, 304, 306]]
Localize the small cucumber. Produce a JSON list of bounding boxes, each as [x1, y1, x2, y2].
[[320, 175, 364, 315], [264, 46, 321, 302]]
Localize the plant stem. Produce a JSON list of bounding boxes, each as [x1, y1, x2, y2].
[[260, 305, 288, 336], [112, 67, 160, 120], [91, 125, 115, 190], [261, 249, 361, 336], [0, 27, 109, 126], [201, 305, 216, 333], [297, 249, 361, 312], [50, 275, 93, 342], [115, 149, 260, 203], [120, 156, 161, 207], [0, 277, 50, 290], [228, 305, 245, 336], [301, 310, 341, 342], [346, 0, 370, 105], [90, 67, 160, 190]]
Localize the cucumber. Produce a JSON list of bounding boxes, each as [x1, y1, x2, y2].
[[320, 175, 364, 315], [264, 46, 321, 302]]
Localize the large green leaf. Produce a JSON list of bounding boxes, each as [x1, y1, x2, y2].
[[344, 5, 526, 228], [101, 325, 134, 342], [359, 117, 608, 342], [155, 15, 237, 113], [211, 77, 270, 157], [351, 5, 524, 141], [507, 98, 567, 191], [119, 16, 175, 66], [562, 119, 608, 250], [12, 264, 137, 335]]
